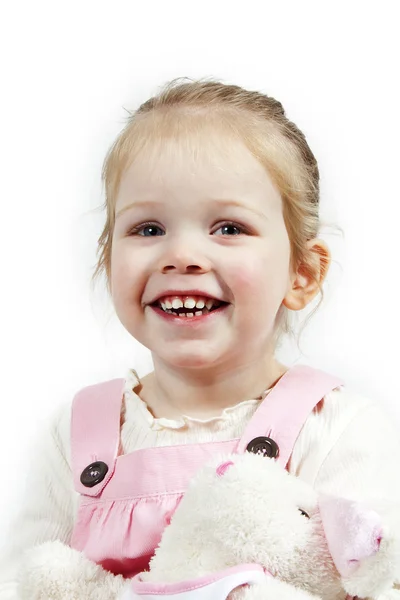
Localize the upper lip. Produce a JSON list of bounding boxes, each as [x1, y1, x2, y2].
[[148, 290, 227, 305]]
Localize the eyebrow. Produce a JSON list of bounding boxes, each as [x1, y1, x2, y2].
[[115, 198, 268, 220], [116, 200, 163, 219]]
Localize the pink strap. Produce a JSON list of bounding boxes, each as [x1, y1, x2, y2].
[[71, 378, 125, 497], [237, 365, 343, 466]]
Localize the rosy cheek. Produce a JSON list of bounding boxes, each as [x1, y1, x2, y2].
[[230, 261, 271, 291]]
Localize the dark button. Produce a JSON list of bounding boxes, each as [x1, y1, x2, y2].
[[246, 436, 279, 459], [80, 461, 109, 488]]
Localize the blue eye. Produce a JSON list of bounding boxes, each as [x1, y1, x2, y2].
[[130, 223, 165, 237], [141, 225, 164, 237], [213, 223, 244, 236]]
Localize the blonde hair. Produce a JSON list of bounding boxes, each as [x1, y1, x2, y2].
[[94, 78, 330, 342]]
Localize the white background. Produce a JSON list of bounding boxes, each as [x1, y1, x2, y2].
[[0, 1, 399, 536]]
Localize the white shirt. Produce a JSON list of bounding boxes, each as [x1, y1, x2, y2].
[[1, 370, 400, 599]]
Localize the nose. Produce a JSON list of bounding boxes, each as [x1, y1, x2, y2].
[[158, 237, 211, 275]]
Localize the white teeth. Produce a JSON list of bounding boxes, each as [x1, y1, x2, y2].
[[162, 307, 221, 318], [184, 298, 196, 309], [158, 295, 224, 316], [172, 298, 184, 309]]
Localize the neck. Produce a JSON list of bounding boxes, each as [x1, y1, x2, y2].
[[139, 356, 288, 420]]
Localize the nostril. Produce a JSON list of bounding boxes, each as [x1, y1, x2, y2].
[[161, 264, 205, 274]]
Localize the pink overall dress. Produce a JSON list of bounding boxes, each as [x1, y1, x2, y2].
[[70, 365, 343, 598]]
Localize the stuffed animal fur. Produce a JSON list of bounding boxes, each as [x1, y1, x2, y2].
[[17, 453, 400, 600]]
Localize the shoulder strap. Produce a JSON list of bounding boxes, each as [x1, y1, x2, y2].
[[237, 365, 343, 467], [71, 378, 125, 497]]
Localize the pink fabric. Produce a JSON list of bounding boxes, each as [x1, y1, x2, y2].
[[319, 495, 382, 576], [216, 461, 234, 477], [71, 378, 125, 497], [237, 365, 343, 466], [128, 564, 267, 597], [70, 365, 343, 578], [72, 441, 240, 575]]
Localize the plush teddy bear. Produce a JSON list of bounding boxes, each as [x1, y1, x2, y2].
[[18, 453, 400, 600]]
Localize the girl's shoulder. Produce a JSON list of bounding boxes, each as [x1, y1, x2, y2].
[[41, 398, 75, 468], [312, 384, 377, 429], [318, 384, 400, 450], [310, 384, 396, 448], [291, 385, 400, 489]]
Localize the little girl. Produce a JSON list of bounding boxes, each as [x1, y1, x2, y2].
[[1, 79, 400, 599]]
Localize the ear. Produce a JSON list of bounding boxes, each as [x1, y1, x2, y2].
[[283, 239, 330, 311], [319, 495, 382, 577]]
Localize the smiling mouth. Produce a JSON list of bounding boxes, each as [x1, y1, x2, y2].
[[150, 296, 229, 319]]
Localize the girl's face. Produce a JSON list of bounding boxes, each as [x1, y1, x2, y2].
[[111, 135, 293, 371]]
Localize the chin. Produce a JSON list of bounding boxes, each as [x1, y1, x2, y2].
[[163, 354, 219, 370], [154, 344, 227, 371]]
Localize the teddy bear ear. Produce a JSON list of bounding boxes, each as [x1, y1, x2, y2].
[[319, 494, 382, 578]]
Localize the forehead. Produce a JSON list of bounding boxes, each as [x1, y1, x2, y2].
[[116, 117, 282, 212]]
